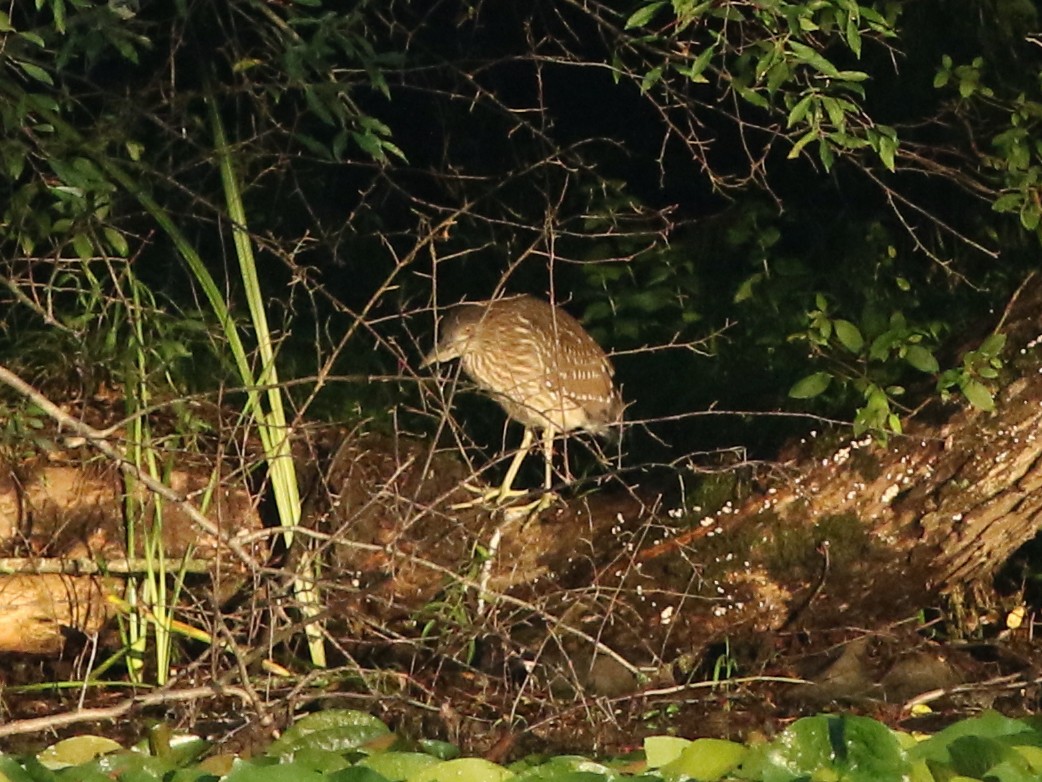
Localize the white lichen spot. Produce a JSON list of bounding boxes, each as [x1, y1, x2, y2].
[[881, 483, 901, 504], [660, 605, 675, 624], [952, 513, 963, 522]]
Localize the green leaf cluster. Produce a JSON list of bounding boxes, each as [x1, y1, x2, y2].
[[619, 0, 900, 171], [787, 290, 1004, 438], [11, 709, 1042, 782]]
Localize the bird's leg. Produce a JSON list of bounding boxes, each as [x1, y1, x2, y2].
[[451, 427, 535, 509], [496, 426, 535, 503], [499, 428, 560, 523]]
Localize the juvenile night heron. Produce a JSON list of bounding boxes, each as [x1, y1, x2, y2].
[[422, 294, 623, 509]]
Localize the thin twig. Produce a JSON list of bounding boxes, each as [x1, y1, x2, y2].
[[0, 363, 261, 572]]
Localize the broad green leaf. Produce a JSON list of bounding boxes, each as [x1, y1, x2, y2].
[[833, 319, 864, 353], [993, 192, 1022, 212], [660, 739, 746, 781], [103, 227, 129, 256], [644, 736, 691, 768], [37, 737, 124, 769], [1014, 744, 1042, 772], [741, 716, 908, 782], [904, 345, 939, 373], [911, 712, 1039, 765], [18, 61, 53, 85], [406, 758, 514, 782], [329, 767, 393, 782], [362, 753, 442, 781], [224, 759, 326, 782], [979, 333, 1007, 356], [789, 372, 832, 399], [961, 379, 995, 411], [268, 710, 391, 759], [417, 741, 460, 761], [72, 233, 94, 260], [878, 134, 897, 171]]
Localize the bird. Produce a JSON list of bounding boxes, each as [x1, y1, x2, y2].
[[421, 294, 623, 511]]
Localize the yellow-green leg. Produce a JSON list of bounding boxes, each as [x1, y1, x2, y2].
[[452, 426, 558, 513]]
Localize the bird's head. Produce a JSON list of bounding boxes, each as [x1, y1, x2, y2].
[[420, 303, 485, 368]]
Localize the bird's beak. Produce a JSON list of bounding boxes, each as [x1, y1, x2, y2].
[[419, 346, 441, 369]]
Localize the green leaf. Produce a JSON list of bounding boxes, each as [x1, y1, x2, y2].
[[625, 2, 666, 29], [787, 40, 841, 78], [225, 759, 326, 782], [993, 192, 1022, 212], [835, 70, 870, 82], [416, 741, 460, 762], [18, 61, 53, 85], [961, 379, 995, 411], [787, 94, 816, 127], [788, 129, 817, 159], [640, 65, 664, 93], [268, 710, 391, 759], [660, 739, 747, 781], [645, 736, 691, 768], [406, 758, 513, 782], [362, 754, 442, 782], [904, 345, 939, 373], [103, 227, 129, 256], [789, 372, 832, 399], [72, 233, 94, 261], [37, 736, 124, 769], [736, 84, 770, 109], [979, 333, 1007, 356], [878, 134, 897, 171], [834, 319, 864, 353], [684, 45, 715, 82]]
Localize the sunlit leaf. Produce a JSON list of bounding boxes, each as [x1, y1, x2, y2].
[[834, 319, 864, 353], [406, 758, 514, 782], [38, 736, 124, 769], [268, 710, 392, 759], [625, 2, 666, 29], [644, 736, 691, 768], [961, 379, 995, 411], [789, 372, 832, 399], [979, 333, 1007, 356], [362, 753, 442, 782], [660, 739, 747, 781], [18, 61, 53, 85], [904, 345, 939, 373]]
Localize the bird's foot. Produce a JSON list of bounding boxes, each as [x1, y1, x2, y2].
[[449, 481, 530, 510], [500, 492, 558, 527], [450, 482, 558, 514]]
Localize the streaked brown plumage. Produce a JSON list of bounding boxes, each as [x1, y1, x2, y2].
[[422, 294, 623, 507]]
